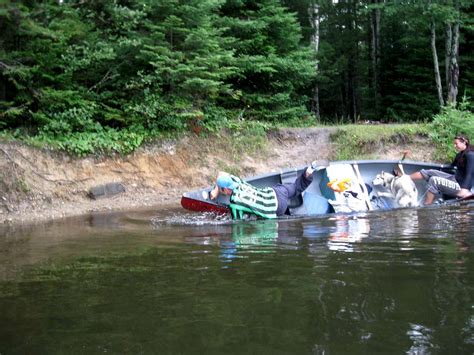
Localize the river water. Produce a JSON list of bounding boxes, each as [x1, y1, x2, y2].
[[1, 202, 474, 354]]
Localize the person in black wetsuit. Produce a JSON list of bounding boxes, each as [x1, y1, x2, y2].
[[410, 134, 474, 205]]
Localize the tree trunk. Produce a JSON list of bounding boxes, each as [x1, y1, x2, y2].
[[352, 73, 357, 123], [0, 78, 5, 102], [445, 23, 452, 91], [341, 79, 347, 122], [308, 1, 320, 119], [447, 21, 459, 105], [431, 20, 444, 107], [311, 86, 320, 119], [0, 63, 8, 101], [351, 0, 359, 123], [370, 0, 381, 118]]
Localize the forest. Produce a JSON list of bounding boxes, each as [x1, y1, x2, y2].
[[1, 0, 473, 155]]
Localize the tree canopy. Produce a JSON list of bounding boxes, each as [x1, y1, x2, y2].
[[1, 0, 473, 154]]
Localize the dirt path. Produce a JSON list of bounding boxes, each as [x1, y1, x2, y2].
[[0, 127, 433, 225]]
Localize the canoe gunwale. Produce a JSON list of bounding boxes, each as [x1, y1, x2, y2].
[[180, 160, 468, 217]]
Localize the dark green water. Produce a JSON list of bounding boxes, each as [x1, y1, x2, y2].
[[1, 203, 474, 354]]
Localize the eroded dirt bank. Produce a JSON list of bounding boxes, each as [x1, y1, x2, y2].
[[0, 127, 435, 225]]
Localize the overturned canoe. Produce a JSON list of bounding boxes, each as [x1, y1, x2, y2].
[[181, 160, 468, 217]]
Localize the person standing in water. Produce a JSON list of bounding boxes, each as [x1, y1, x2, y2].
[[410, 134, 474, 205]]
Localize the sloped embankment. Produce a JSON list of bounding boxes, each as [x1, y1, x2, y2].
[[0, 127, 434, 225]]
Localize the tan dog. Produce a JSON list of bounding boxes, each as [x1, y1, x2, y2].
[[372, 171, 419, 207]]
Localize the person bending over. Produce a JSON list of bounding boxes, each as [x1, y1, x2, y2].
[[410, 134, 474, 205], [210, 164, 316, 219]]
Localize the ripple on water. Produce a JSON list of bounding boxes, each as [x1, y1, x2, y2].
[[406, 323, 435, 354], [151, 211, 236, 226]]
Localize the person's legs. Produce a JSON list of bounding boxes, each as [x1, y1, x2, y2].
[[424, 175, 460, 205], [272, 185, 290, 216], [410, 171, 425, 180], [284, 172, 313, 199], [424, 191, 436, 205], [272, 169, 313, 216], [410, 169, 460, 205], [414, 169, 454, 181]]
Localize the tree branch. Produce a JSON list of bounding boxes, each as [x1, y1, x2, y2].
[[88, 69, 119, 92]]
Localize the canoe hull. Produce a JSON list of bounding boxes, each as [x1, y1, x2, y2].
[[180, 160, 464, 217]]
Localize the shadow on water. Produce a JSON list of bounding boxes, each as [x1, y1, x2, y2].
[[1, 202, 474, 353]]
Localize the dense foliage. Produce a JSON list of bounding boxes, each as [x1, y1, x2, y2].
[[0, 0, 473, 155], [286, 0, 473, 121], [430, 98, 474, 160]]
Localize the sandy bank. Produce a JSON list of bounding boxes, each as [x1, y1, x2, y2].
[[0, 127, 435, 225]]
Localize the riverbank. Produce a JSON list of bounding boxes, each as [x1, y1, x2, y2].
[[0, 126, 436, 225]]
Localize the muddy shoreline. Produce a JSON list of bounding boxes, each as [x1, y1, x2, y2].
[[0, 127, 435, 225]]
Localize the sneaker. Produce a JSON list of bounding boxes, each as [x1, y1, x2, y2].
[[309, 160, 328, 171], [305, 160, 319, 178]]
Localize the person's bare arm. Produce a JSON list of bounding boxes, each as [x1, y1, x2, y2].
[[410, 171, 424, 180], [210, 185, 220, 200]]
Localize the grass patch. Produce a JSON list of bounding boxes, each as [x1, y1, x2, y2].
[[214, 120, 271, 163], [215, 161, 241, 177], [330, 124, 431, 160], [16, 177, 30, 193]]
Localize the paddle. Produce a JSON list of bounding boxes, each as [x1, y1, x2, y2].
[[394, 150, 410, 176], [352, 162, 373, 211]]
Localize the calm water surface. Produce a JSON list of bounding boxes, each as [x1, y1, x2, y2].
[[1, 202, 474, 354]]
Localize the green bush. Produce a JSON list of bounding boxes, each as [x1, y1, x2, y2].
[[40, 106, 98, 135], [200, 106, 230, 134], [34, 126, 145, 157], [430, 102, 474, 161]]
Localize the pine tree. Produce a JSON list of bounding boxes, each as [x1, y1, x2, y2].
[[218, 0, 316, 121]]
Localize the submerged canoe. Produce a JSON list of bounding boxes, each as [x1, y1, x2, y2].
[[181, 160, 470, 217]]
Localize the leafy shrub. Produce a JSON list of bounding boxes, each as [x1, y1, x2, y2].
[[35, 126, 145, 157], [126, 93, 187, 131], [200, 106, 230, 134], [430, 102, 474, 161], [222, 120, 270, 161], [40, 106, 98, 135]]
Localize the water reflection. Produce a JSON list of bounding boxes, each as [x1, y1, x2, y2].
[[327, 215, 370, 252], [406, 323, 434, 354], [302, 214, 371, 253], [463, 311, 474, 345], [1, 202, 474, 353], [220, 221, 278, 262]]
